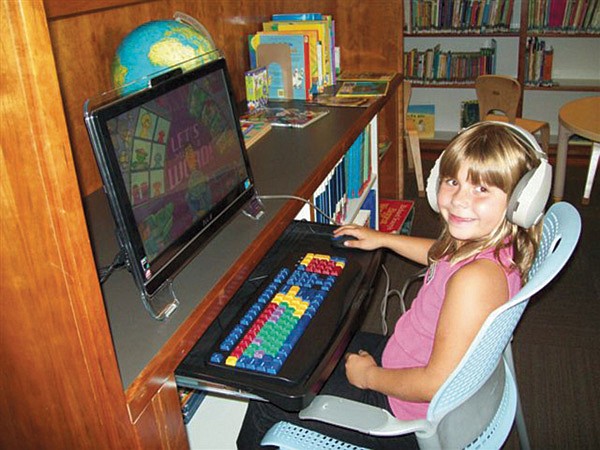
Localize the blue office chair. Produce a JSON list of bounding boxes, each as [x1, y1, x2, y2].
[[261, 202, 582, 450]]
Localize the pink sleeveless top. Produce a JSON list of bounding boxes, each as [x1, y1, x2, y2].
[[381, 245, 521, 420]]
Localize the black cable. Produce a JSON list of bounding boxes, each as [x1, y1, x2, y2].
[[98, 248, 128, 284]]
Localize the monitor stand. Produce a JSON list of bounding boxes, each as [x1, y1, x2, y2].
[[142, 279, 179, 321], [242, 194, 265, 221]]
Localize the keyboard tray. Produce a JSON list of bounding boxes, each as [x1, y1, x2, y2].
[[175, 221, 382, 411]]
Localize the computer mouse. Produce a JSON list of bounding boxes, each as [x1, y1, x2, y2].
[[331, 234, 359, 249]]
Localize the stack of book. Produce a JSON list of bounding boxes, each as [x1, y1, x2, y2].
[[178, 387, 206, 424], [405, 39, 496, 84], [524, 37, 554, 87], [312, 127, 374, 224], [248, 12, 337, 100], [406, 0, 516, 33]]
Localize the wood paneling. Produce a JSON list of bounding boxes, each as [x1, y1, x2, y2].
[[44, 0, 156, 19], [134, 375, 188, 450], [0, 0, 135, 448]]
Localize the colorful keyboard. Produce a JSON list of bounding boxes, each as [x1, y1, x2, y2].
[[209, 252, 347, 376]]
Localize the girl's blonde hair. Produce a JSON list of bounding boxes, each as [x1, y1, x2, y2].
[[428, 122, 544, 282]]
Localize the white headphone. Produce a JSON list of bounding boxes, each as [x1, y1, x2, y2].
[[426, 121, 552, 228]]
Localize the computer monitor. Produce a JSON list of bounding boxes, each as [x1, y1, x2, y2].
[[84, 58, 257, 319]]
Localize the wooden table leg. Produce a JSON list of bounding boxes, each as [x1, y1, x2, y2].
[[553, 123, 570, 202], [582, 142, 600, 205]]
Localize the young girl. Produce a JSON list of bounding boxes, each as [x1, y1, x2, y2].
[[238, 122, 548, 449]]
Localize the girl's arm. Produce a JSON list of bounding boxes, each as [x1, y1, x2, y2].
[[333, 225, 435, 266], [345, 258, 509, 402]]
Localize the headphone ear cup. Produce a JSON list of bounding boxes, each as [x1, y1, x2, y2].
[[426, 152, 443, 212], [506, 159, 552, 228]]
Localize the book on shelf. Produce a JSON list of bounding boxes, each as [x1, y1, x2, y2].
[[525, 37, 555, 86], [359, 189, 377, 229], [241, 120, 272, 148], [311, 93, 377, 108], [257, 29, 320, 95], [244, 66, 269, 112], [240, 107, 329, 129], [272, 12, 323, 21], [178, 387, 206, 424], [405, 39, 496, 84], [248, 33, 311, 100], [379, 199, 414, 235], [460, 100, 480, 129], [337, 71, 397, 82], [528, 0, 597, 31], [407, 104, 435, 139], [311, 128, 373, 225], [336, 81, 389, 97], [406, 0, 516, 33]]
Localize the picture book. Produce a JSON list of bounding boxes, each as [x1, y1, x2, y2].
[[249, 33, 311, 100], [407, 104, 435, 139], [379, 199, 415, 235], [257, 30, 320, 95], [336, 81, 389, 97], [311, 93, 377, 108], [272, 13, 323, 21], [244, 66, 268, 111], [337, 71, 397, 82], [240, 120, 272, 148], [240, 107, 329, 129], [460, 100, 480, 129]]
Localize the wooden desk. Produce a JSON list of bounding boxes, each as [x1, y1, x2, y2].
[[554, 96, 600, 204]]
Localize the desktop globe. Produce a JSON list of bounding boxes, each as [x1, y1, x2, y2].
[[111, 17, 217, 96]]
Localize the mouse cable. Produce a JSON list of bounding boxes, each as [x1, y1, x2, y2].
[[256, 194, 341, 226], [378, 263, 405, 335]]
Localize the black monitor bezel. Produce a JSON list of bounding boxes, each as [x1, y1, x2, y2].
[[85, 58, 256, 299]]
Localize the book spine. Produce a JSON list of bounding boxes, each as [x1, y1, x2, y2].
[[272, 13, 323, 21]]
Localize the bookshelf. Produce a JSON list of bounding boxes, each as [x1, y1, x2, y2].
[[404, 0, 600, 142]]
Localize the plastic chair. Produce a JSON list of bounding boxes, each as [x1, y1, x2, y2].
[[475, 75, 550, 153], [404, 80, 425, 197], [262, 202, 581, 450]]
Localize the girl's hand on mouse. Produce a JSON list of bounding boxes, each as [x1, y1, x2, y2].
[[333, 225, 385, 250]]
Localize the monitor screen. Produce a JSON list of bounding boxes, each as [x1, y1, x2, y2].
[[85, 58, 256, 308]]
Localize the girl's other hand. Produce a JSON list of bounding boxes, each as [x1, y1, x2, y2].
[[345, 350, 377, 390]]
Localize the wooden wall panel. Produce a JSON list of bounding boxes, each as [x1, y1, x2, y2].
[[134, 375, 188, 450], [0, 0, 135, 448]]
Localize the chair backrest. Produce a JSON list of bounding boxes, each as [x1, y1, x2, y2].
[[420, 202, 582, 448], [475, 75, 522, 123]]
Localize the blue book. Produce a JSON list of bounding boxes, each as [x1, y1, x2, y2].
[[272, 13, 323, 21]]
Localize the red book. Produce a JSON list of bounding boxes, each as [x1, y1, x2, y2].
[[379, 199, 415, 234]]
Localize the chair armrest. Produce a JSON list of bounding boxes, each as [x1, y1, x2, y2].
[[299, 395, 430, 437]]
